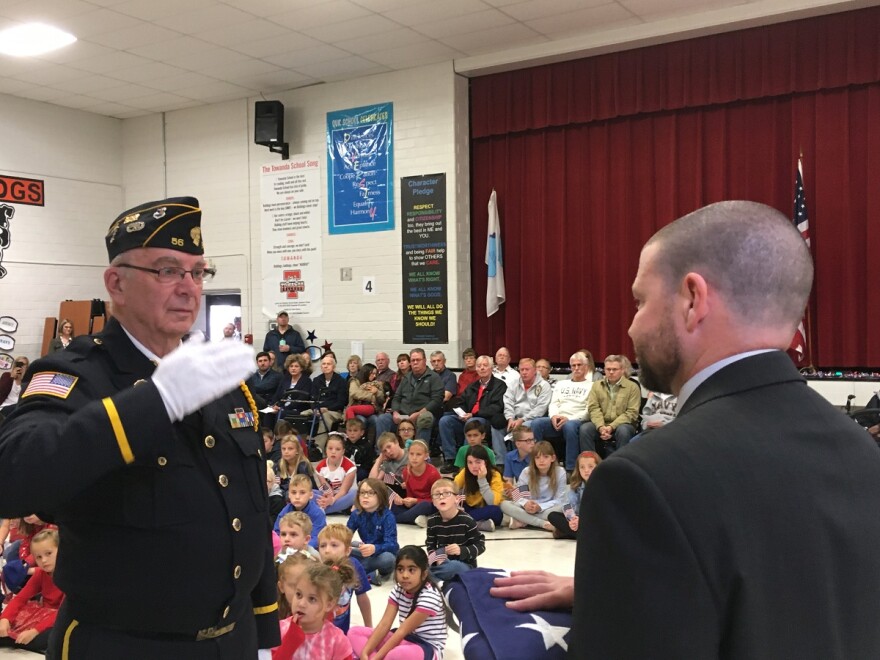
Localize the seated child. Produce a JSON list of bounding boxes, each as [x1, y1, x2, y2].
[[342, 418, 376, 483], [369, 433, 409, 499], [454, 444, 504, 531], [1, 515, 52, 594], [347, 478, 399, 586], [503, 426, 535, 491], [267, 461, 286, 520], [277, 511, 320, 562], [392, 439, 440, 525], [274, 559, 356, 660], [263, 426, 281, 465], [317, 524, 372, 633], [348, 546, 448, 660], [500, 441, 567, 532], [453, 420, 497, 470], [275, 474, 327, 549], [277, 433, 318, 494], [0, 529, 64, 654], [425, 479, 485, 582], [314, 433, 358, 514], [396, 418, 417, 450], [548, 451, 600, 539]]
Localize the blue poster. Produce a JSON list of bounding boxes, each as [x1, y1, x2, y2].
[[326, 103, 394, 235]]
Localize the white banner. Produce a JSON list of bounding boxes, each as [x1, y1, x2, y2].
[[260, 156, 323, 318]]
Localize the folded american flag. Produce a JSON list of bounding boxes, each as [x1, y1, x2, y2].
[[510, 485, 531, 502], [563, 503, 575, 520], [428, 546, 447, 565], [443, 568, 572, 659]]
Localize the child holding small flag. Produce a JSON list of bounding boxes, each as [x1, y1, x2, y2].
[[314, 433, 358, 514], [500, 441, 567, 531], [370, 433, 409, 499], [548, 451, 600, 539], [392, 439, 441, 525], [425, 479, 485, 582]]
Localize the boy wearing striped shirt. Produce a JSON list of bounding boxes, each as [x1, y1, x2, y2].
[[425, 479, 485, 582]]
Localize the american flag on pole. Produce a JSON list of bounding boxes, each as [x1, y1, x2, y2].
[[788, 158, 812, 365], [428, 546, 447, 565], [486, 189, 506, 317], [510, 484, 531, 503]]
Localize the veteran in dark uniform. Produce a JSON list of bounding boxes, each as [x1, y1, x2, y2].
[[0, 197, 281, 659]]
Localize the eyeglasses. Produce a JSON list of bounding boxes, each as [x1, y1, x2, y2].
[[116, 263, 216, 283], [431, 491, 456, 500], [515, 438, 536, 444], [360, 489, 377, 497]]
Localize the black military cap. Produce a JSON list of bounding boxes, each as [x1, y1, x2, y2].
[[105, 196, 204, 261]]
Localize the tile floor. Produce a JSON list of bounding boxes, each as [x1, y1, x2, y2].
[[0, 515, 577, 658]]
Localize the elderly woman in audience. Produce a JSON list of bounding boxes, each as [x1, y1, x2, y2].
[[273, 354, 312, 415], [344, 354, 363, 380]]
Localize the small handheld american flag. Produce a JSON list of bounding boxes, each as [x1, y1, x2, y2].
[[563, 503, 575, 520], [427, 546, 447, 565], [319, 480, 333, 495], [510, 485, 531, 502], [456, 493, 466, 509], [382, 470, 402, 486], [389, 490, 404, 506]]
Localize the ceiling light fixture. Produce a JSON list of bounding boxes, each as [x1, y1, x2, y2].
[[0, 23, 76, 57]]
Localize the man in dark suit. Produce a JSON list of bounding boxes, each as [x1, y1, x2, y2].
[[0, 197, 280, 659], [491, 201, 880, 658], [438, 355, 507, 471]]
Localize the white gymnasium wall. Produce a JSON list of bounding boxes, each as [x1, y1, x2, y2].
[[0, 93, 123, 361], [121, 61, 470, 366]]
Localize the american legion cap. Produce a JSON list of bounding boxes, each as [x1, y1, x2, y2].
[[105, 196, 204, 261]]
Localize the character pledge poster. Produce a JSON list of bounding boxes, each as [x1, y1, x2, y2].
[[260, 156, 324, 318], [326, 103, 394, 235], [401, 174, 447, 344]]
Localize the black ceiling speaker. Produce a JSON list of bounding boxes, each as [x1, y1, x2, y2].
[[255, 100, 288, 159]]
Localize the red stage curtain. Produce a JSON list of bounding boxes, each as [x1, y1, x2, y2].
[[470, 8, 880, 367]]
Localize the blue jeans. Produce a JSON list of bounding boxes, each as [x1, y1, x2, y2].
[[429, 560, 472, 582], [376, 412, 433, 444], [580, 422, 637, 458], [464, 504, 503, 526], [312, 487, 357, 514], [351, 549, 396, 577], [391, 500, 435, 524], [530, 417, 582, 470], [439, 414, 489, 460]]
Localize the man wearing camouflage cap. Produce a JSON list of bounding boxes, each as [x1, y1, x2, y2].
[[0, 197, 280, 658]]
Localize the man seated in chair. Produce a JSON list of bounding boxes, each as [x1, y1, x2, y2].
[[245, 351, 281, 406], [579, 354, 641, 458], [439, 355, 507, 471], [375, 348, 444, 445], [503, 358, 552, 433], [310, 354, 347, 452], [529, 352, 593, 471]]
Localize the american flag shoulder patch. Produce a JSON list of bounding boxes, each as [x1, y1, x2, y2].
[[22, 371, 78, 399]]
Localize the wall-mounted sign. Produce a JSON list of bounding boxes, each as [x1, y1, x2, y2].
[[0, 316, 19, 333], [401, 173, 448, 344], [0, 204, 11, 278], [0, 335, 14, 350], [0, 174, 44, 206], [326, 103, 394, 235]]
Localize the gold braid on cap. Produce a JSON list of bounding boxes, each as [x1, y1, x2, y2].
[[240, 382, 259, 432]]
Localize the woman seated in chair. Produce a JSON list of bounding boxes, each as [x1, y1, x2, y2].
[[273, 354, 313, 416]]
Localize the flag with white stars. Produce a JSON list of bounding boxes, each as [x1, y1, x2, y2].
[[443, 567, 571, 659]]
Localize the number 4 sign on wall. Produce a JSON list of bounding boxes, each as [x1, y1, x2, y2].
[[363, 276, 376, 295]]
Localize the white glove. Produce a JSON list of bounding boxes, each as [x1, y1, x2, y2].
[[153, 340, 256, 422]]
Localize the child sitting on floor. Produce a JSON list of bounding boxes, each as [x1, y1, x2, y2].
[[452, 419, 497, 470], [453, 444, 504, 532], [275, 474, 327, 549], [317, 524, 372, 633], [500, 441, 567, 532], [425, 479, 485, 582], [342, 418, 376, 483], [0, 529, 64, 654], [348, 545, 448, 660], [392, 439, 440, 526], [277, 511, 320, 561], [314, 433, 358, 514], [347, 478, 399, 586], [548, 451, 600, 539]]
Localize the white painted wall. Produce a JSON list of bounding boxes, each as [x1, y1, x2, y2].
[[0, 93, 123, 361]]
